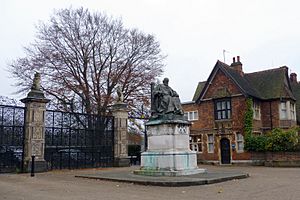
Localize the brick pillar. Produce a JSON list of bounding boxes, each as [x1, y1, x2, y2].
[[111, 102, 130, 167], [21, 73, 50, 172]]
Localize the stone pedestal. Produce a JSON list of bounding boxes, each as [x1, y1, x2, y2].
[[111, 102, 130, 167], [134, 120, 206, 176]]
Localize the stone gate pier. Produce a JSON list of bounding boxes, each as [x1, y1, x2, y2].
[[21, 73, 50, 172]]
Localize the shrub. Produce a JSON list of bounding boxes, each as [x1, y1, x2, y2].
[[244, 134, 267, 152], [244, 98, 253, 135], [265, 128, 299, 152], [245, 127, 300, 152]]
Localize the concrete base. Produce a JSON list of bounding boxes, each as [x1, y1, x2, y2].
[[24, 160, 48, 173], [137, 150, 205, 176], [114, 157, 130, 167], [76, 167, 249, 187], [134, 168, 206, 176]]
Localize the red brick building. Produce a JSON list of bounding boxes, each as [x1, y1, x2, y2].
[[182, 57, 300, 165]]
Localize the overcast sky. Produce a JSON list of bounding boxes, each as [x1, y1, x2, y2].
[[1, 0, 300, 102]]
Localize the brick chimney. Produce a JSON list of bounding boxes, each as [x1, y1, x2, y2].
[[290, 73, 297, 83], [230, 56, 243, 76]]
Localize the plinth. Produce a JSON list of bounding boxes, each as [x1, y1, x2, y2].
[[134, 119, 206, 176]]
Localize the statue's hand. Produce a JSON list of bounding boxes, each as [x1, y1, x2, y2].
[[172, 92, 179, 97]]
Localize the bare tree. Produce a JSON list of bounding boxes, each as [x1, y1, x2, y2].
[[10, 7, 164, 116]]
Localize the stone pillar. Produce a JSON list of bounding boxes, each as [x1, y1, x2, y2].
[[21, 73, 50, 172], [111, 102, 130, 167]]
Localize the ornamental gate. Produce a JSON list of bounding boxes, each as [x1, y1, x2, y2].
[[0, 105, 25, 173], [44, 110, 114, 170]]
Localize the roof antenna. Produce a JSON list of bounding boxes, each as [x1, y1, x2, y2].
[[223, 49, 229, 63]]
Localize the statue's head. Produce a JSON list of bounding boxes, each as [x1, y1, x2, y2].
[[163, 78, 169, 86]]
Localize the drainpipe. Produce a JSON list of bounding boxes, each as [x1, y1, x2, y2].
[[269, 101, 273, 129]]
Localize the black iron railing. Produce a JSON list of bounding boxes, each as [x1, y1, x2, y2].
[[44, 110, 114, 169], [0, 105, 25, 173]]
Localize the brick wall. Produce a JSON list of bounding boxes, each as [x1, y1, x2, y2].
[[261, 100, 280, 130], [203, 69, 241, 99], [251, 152, 300, 167], [231, 96, 247, 130], [266, 152, 300, 161]]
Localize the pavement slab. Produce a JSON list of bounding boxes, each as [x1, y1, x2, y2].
[[75, 168, 249, 186]]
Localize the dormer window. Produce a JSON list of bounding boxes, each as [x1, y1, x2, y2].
[[214, 98, 231, 120]]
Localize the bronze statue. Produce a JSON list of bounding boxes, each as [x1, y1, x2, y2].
[[151, 78, 184, 120]]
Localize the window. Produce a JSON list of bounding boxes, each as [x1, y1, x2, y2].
[[253, 131, 262, 136], [280, 102, 288, 119], [236, 132, 244, 152], [207, 134, 214, 153], [189, 135, 202, 153], [253, 101, 261, 120], [291, 102, 296, 121], [214, 99, 231, 120], [184, 111, 199, 121]]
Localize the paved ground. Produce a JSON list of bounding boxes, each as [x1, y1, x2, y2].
[[1, 165, 300, 200]]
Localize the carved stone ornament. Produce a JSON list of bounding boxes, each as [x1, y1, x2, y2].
[[116, 85, 124, 103], [32, 72, 41, 91], [31, 141, 42, 156]]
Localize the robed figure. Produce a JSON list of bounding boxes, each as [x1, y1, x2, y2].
[[151, 78, 184, 119]]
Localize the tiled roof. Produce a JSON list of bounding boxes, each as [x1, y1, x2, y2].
[[245, 67, 295, 100], [194, 60, 296, 101], [192, 81, 206, 101], [291, 82, 300, 123], [220, 63, 261, 98]]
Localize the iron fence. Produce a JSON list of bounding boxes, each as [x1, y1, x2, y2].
[[45, 110, 114, 169], [0, 105, 25, 173]]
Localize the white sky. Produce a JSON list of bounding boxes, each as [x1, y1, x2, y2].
[[1, 0, 300, 102]]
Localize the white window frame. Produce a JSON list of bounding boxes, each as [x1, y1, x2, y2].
[[280, 101, 297, 121], [236, 132, 244, 153], [290, 102, 296, 121], [253, 101, 261, 120], [207, 134, 214, 153], [189, 135, 203, 153], [280, 101, 288, 120], [184, 111, 199, 121]]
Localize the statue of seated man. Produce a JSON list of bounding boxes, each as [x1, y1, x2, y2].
[[151, 78, 184, 119]]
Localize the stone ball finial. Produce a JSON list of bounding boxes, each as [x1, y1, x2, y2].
[[31, 72, 41, 91]]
